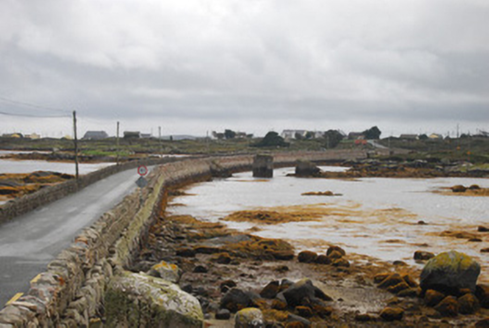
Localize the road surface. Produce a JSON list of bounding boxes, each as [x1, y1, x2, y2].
[[0, 167, 154, 306]]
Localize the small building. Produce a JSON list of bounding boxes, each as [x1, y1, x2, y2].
[[348, 132, 364, 140], [83, 131, 109, 140], [281, 130, 307, 140], [399, 134, 418, 140], [124, 131, 141, 139], [141, 133, 152, 139], [429, 133, 443, 140], [2, 133, 23, 138], [25, 133, 41, 140]]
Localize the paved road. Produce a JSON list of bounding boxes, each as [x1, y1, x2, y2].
[[0, 167, 154, 306]]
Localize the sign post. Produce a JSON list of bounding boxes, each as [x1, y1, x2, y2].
[[136, 165, 149, 207]]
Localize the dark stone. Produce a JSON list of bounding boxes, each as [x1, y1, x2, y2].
[[476, 284, 489, 308], [378, 274, 405, 289], [315, 255, 331, 265], [220, 288, 254, 313], [181, 284, 193, 294], [298, 251, 318, 263], [280, 279, 332, 308], [481, 248, 489, 253], [295, 161, 320, 177], [176, 248, 196, 257], [414, 251, 435, 261], [379, 307, 404, 321], [213, 253, 232, 264], [355, 313, 376, 322], [215, 308, 231, 320], [220, 280, 237, 293], [326, 245, 346, 257], [332, 258, 350, 268], [312, 305, 333, 318], [193, 265, 208, 273], [295, 306, 313, 318], [260, 281, 280, 299], [458, 293, 480, 314], [327, 250, 343, 260], [424, 289, 445, 307], [451, 185, 467, 193], [420, 250, 481, 295], [271, 299, 287, 310], [397, 287, 420, 298], [434, 296, 459, 317], [387, 282, 410, 295], [475, 318, 489, 327], [478, 226, 489, 232]]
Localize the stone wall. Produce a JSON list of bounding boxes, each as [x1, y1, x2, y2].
[[0, 150, 366, 327], [0, 157, 181, 224]]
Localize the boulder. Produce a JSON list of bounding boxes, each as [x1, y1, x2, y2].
[[451, 185, 467, 193], [147, 261, 181, 283], [458, 293, 480, 314], [434, 296, 459, 317], [215, 308, 231, 320], [476, 284, 489, 308], [295, 161, 320, 177], [279, 279, 332, 308], [424, 289, 445, 307], [326, 246, 346, 257], [414, 251, 435, 261], [420, 250, 481, 295], [379, 307, 404, 321], [298, 251, 318, 263], [220, 288, 261, 313], [260, 281, 280, 299], [315, 255, 331, 265], [235, 308, 264, 328], [105, 271, 203, 328]]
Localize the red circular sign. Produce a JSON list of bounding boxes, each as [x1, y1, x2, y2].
[[137, 165, 148, 176]]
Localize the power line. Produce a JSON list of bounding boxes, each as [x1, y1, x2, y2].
[[0, 95, 69, 113], [0, 110, 70, 118]]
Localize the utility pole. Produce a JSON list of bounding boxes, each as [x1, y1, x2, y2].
[[73, 111, 79, 180], [158, 126, 162, 156], [116, 121, 120, 165]]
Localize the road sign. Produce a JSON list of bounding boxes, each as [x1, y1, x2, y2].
[[136, 176, 148, 188], [137, 165, 148, 176]]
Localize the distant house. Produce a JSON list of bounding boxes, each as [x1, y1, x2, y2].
[[348, 132, 364, 140], [429, 133, 443, 140], [25, 133, 41, 140], [123, 131, 141, 139], [281, 130, 307, 140], [83, 131, 109, 140], [399, 134, 418, 140], [141, 133, 152, 139], [2, 133, 23, 138]]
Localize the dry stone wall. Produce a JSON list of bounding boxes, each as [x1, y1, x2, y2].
[[0, 151, 366, 327]]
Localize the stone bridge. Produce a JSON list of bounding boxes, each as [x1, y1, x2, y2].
[[0, 150, 366, 327]]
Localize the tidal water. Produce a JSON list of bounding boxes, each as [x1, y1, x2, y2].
[[0, 158, 114, 175], [168, 167, 489, 275]]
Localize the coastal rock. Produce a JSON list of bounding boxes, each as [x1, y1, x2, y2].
[[379, 307, 404, 321], [220, 288, 261, 313], [332, 258, 350, 268], [424, 289, 445, 307], [295, 161, 320, 177], [326, 246, 346, 257], [287, 314, 311, 327], [280, 279, 332, 308], [478, 226, 489, 232], [414, 251, 435, 261], [476, 284, 489, 308], [235, 308, 264, 328], [458, 293, 480, 314], [315, 255, 331, 265], [260, 281, 280, 299], [295, 306, 313, 318], [105, 271, 203, 328], [451, 185, 467, 193], [220, 280, 237, 293], [420, 250, 480, 295], [147, 261, 181, 283], [211, 252, 232, 264], [215, 308, 231, 320], [434, 296, 459, 317], [298, 251, 318, 263]]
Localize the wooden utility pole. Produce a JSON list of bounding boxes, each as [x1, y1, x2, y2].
[[116, 121, 120, 165], [73, 110, 79, 180]]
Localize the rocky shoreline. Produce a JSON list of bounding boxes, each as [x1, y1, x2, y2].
[[126, 188, 489, 327]]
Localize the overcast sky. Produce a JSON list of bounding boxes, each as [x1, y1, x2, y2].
[[0, 0, 488, 138]]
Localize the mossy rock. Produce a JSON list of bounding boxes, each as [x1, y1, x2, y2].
[[105, 271, 203, 328], [420, 250, 481, 295]]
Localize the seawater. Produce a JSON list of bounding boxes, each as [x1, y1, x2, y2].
[[168, 166, 489, 275]]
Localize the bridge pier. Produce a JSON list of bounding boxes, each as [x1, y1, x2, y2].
[[252, 154, 273, 178]]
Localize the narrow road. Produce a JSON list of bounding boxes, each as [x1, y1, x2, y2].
[[0, 167, 154, 306]]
